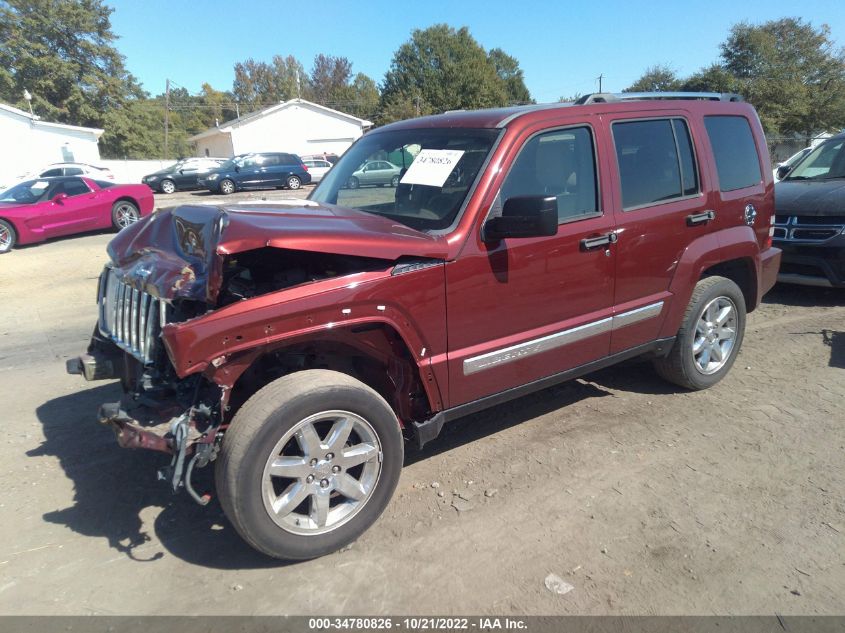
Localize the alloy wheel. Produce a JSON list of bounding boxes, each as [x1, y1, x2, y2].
[[0, 224, 12, 252], [692, 296, 738, 375], [115, 203, 140, 228], [261, 410, 382, 536]]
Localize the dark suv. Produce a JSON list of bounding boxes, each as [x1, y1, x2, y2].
[[68, 92, 780, 560], [774, 131, 845, 287], [198, 152, 311, 194]]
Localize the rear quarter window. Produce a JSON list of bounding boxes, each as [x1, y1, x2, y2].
[[704, 116, 762, 191]]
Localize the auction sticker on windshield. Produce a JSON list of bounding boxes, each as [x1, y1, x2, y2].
[[400, 149, 465, 187]]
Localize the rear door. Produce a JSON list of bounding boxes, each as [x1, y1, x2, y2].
[[603, 112, 714, 354]]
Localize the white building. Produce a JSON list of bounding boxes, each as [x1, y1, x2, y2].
[[0, 102, 104, 182], [188, 98, 372, 159]]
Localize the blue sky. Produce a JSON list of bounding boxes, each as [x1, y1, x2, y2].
[[108, 0, 845, 103]]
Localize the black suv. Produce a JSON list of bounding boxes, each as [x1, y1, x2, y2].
[[198, 152, 311, 194], [774, 131, 845, 287]]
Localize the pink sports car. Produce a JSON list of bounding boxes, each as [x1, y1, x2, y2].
[[0, 176, 155, 254]]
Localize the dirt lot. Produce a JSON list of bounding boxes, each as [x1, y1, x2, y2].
[[0, 191, 843, 615]]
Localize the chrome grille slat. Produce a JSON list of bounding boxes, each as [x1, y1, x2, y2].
[[97, 268, 164, 365], [773, 215, 845, 243]]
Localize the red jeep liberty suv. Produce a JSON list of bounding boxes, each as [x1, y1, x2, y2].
[[68, 92, 781, 560]]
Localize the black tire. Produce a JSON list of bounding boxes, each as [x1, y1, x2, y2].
[[0, 219, 16, 254], [287, 175, 301, 190], [347, 176, 359, 189], [653, 276, 746, 390], [160, 179, 176, 194], [216, 369, 403, 560], [391, 175, 400, 187], [111, 200, 140, 230], [219, 178, 235, 195]]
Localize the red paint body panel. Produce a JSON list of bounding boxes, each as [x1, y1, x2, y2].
[[0, 178, 153, 246]]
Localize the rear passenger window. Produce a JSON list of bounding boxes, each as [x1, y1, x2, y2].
[[704, 116, 762, 191], [500, 126, 599, 223], [613, 118, 699, 209]]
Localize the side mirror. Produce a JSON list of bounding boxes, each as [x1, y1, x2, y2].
[[776, 164, 792, 180], [52, 193, 68, 204], [483, 196, 558, 241], [234, 165, 240, 173]]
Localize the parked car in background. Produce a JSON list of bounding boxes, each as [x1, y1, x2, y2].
[[302, 153, 339, 165], [346, 160, 401, 189], [302, 158, 332, 183], [773, 147, 812, 182], [0, 176, 154, 253], [773, 131, 845, 287], [142, 157, 226, 193], [0, 162, 115, 191], [199, 152, 311, 194], [67, 92, 780, 560]]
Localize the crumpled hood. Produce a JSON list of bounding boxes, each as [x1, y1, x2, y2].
[[107, 201, 448, 303], [776, 179, 845, 215]]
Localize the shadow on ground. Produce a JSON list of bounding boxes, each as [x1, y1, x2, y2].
[[31, 383, 283, 570], [822, 330, 845, 369], [763, 283, 845, 308]]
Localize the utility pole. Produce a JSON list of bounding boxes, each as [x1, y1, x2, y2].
[[164, 78, 170, 159], [597, 73, 604, 93]]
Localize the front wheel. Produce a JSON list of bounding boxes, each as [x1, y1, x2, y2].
[[219, 178, 235, 195], [391, 175, 400, 187], [160, 179, 176, 194], [286, 175, 301, 190], [216, 370, 403, 560], [0, 219, 17, 253], [346, 176, 359, 189], [112, 200, 140, 230], [653, 276, 746, 390]]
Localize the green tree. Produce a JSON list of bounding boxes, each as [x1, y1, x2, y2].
[[0, 0, 149, 157], [624, 65, 683, 92], [719, 18, 845, 135], [232, 55, 306, 112], [308, 54, 352, 105], [488, 48, 532, 104], [340, 73, 380, 120], [380, 25, 511, 123]]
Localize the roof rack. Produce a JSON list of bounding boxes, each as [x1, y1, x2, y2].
[[574, 92, 744, 105]]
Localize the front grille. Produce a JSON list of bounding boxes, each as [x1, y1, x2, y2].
[[773, 215, 845, 242], [98, 268, 166, 364]]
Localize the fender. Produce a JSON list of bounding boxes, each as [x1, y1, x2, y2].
[[658, 225, 760, 339], [161, 263, 448, 416]]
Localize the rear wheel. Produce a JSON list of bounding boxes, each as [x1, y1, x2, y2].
[[653, 276, 746, 390], [287, 175, 301, 190], [391, 175, 400, 187], [111, 201, 140, 230], [160, 179, 176, 194], [0, 220, 16, 253], [219, 178, 235, 195], [216, 370, 403, 560]]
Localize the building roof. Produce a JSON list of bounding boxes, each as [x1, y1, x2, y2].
[[0, 102, 104, 137], [188, 98, 373, 142]]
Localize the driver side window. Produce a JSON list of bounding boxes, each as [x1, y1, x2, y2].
[[499, 126, 599, 223]]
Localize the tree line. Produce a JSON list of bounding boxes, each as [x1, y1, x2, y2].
[[623, 18, 845, 138], [2, 2, 844, 160], [0, 1, 532, 159]]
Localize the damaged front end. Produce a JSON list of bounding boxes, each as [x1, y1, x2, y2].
[[67, 201, 447, 504]]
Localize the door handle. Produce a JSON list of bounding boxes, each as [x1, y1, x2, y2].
[[686, 210, 716, 226], [580, 231, 618, 250]]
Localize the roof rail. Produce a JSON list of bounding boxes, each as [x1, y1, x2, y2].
[[574, 92, 744, 105]]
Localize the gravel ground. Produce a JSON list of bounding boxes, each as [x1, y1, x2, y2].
[[0, 204, 843, 615]]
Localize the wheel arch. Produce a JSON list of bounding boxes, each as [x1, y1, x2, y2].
[[203, 321, 441, 431]]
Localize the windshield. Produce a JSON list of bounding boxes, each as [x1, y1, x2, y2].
[[785, 138, 845, 180], [217, 155, 250, 171], [310, 127, 500, 232], [0, 179, 51, 204]]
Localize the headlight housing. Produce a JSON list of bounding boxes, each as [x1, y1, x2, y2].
[[207, 173, 219, 180], [146, 175, 159, 181]]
